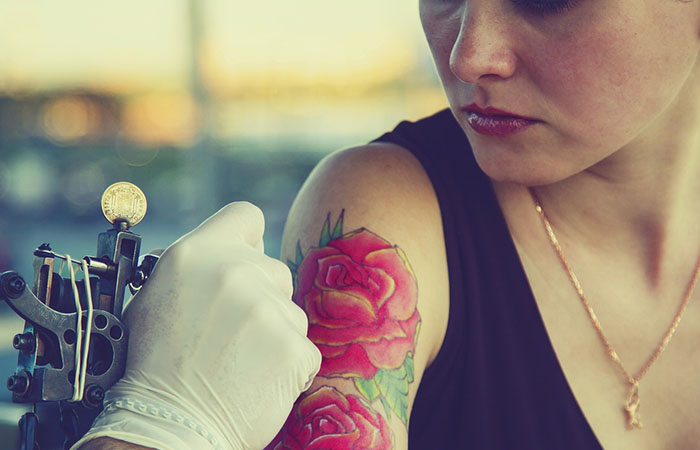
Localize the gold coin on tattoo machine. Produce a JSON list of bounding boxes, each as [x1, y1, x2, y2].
[[101, 181, 148, 227]]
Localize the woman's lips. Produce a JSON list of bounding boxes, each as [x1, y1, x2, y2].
[[463, 105, 539, 137]]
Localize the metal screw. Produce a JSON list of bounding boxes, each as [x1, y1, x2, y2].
[[12, 333, 35, 353], [7, 371, 30, 395], [84, 384, 105, 408], [1, 274, 26, 299]]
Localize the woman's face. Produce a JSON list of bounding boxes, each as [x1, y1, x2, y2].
[[420, 0, 700, 184]]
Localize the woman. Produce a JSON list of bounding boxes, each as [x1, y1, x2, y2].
[[269, 0, 700, 448], [82, 0, 700, 448]]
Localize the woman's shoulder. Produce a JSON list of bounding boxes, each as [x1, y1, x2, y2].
[[280, 141, 450, 447], [284, 142, 442, 254], [311, 141, 434, 200]]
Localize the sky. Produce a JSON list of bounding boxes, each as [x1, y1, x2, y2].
[[0, 0, 430, 93]]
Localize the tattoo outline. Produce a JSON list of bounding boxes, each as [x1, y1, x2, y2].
[[268, 211, 421, 449]]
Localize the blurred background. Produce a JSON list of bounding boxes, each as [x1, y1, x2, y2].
[[0, 0, 446, 444]]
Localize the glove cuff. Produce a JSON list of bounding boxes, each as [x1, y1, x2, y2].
[[71, 396, 226, 450]]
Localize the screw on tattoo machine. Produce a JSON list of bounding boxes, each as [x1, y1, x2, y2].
[[0, 182, 159, 450]]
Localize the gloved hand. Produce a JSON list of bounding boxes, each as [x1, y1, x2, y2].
[[72, 202, 321, 450]]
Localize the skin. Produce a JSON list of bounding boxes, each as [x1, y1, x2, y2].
[[420, 0, 700, 287], [265, 217, 420, 449], [84, 1, 700, 448], [276, 145, 449, 449], [79, 438, 152, 450], [421, 0, 700, 447], [422, 0, 700, 183]]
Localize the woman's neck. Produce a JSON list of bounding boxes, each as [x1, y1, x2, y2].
[[530, 97, 700, 290], [535, 145, 700, 289]]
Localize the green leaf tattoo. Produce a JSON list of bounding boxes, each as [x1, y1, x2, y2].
[[331, 209, 344, 240], [374, 356, 412, 426], [319, 213, 332, 247], [406, 353, 415, 384], [354, 377, 381, 403], [318, 211, 345, 247]]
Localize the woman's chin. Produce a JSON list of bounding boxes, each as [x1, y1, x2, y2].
[[471, 149, 575, 187]]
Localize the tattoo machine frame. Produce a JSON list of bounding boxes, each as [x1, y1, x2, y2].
[[0, 206, 157, 449]]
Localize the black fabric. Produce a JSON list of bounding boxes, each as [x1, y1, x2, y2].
[[373, 110, 603, 449]]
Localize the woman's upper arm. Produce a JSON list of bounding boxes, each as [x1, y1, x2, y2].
[[268, 143, 449, 449]]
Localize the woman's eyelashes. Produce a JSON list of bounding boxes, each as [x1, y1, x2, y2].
[[510, 0, 578, 16]]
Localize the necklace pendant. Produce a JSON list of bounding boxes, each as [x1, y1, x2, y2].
[[624, 381, 643, 429]]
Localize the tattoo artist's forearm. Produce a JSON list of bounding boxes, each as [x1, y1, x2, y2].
[[78, 437, 155, 450]]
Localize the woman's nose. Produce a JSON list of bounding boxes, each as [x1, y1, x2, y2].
[[448, 5, 518, 84]]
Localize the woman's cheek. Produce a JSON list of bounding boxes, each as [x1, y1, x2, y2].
[[532, 8, 697, 151], [419, 6, 463, 84]]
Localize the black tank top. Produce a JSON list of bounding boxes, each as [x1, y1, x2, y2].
[[374, 110, 603, 449]]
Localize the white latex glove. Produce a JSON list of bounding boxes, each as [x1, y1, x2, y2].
[[73, 202, 321, 450]]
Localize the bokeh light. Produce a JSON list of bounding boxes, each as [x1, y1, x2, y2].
[[121, 92, 201, 148], [5, 151, 56, 212], [42, 96, 96, 144], [62, 162, 106, 207]]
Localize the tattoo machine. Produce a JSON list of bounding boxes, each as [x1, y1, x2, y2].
[[0, 182, 158, 450]]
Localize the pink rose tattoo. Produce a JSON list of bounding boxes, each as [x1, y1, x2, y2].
[[286, 212, 421, 429], [269, 386, 392, 450], [294, 226, 421, 379]]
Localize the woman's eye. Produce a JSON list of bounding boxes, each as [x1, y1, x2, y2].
[[510, 0, 577, 16]]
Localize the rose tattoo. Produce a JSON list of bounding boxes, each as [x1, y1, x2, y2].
[[269, 386, 392, 450], [284, 211, 421, 431], [295, 227, 421, 379]]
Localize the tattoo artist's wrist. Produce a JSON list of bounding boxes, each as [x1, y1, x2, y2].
[[77, 437, 155, 450]]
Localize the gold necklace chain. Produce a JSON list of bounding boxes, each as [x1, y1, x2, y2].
[[529, 189, 700, 429]]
